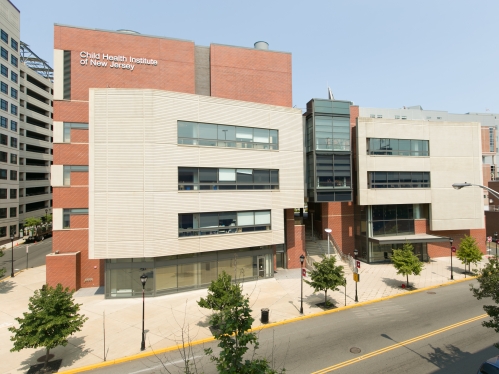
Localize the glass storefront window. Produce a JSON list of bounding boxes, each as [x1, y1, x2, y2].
[[156, 265, 177, 294]]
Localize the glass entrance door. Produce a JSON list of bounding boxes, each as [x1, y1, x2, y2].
[[257, 256, 265, 277], [276, 252, 284, 268]]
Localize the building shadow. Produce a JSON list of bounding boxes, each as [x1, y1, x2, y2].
[[17, 336, 90, 373], [0, 279, 15, 293]]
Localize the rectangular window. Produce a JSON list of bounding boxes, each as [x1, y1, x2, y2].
[[10, 120, 16, 132], [0, 81, 7, 94], [1, 47, 8, 60], [0, 188, 6, 199], [0, 64, 7, 77], [0, 134, 7, 145], [9, 170, 16, 180], [178, 121, 278, 150], [10, 153, 16, 164], [10, 189, 16, 199], [63, 165, 89, 186], [367, 138, 429, 157], [11, 71, 17, 83], [0, 226, 5, 237], [63, 208, 89, 229], [11, 39, 17, 51], [0, 30, 7, 43], [10, 87, 16, 99], [63, 122, 88, 142], [179, 210, 271, 237], [0, 151, 6, 162], [9, 207, 15, 217], [0, 208, 6, 218], [10, 103, 16, 115], [369, 172, 430, 189], [0, 169, 6, 179], [0, 99, 7, 111], [10, 137, 16, 148], [0, 116, 6, 128], [10, 55, 17, 67]]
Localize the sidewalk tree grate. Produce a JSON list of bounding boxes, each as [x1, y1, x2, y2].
[[350, 347, 361, 354], [427, 292, 436, 294]]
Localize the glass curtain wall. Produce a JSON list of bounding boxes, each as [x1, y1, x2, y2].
[[105, 246, 274, 298]]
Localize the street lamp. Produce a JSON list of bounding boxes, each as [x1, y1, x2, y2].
[[10, 233, 14, 277], [449, 237, 454, 280], [140, 273, 148, 351], [325, 228, 332, 257], [452, 182, 499, 200], [45, 208, 48, 223], [495, 232, 498, 258], [299, 254, 305, 314], [353, 248, 359, 260]]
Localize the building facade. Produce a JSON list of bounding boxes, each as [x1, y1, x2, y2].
[[48, 25, 304, 295]]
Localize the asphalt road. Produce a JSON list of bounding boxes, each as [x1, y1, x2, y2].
[[0, 237, 52, 279], [88, 280, 498, 374]]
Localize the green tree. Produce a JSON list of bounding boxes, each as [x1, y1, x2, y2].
[[471, 258, 499, 348], [8, 284, 88, 370], [0, 245, 5, 278], [24, 217, 42, 228], [197, 271, 242, 327], [304, 255, 345, 307], [205, 289, 284, 373], [456, 235, 483, 275], [391, 243, 424, 288]]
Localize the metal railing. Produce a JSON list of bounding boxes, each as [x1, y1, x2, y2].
[[327, 235, 355, 272]]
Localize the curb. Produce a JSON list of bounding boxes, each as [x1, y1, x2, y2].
[[57, 276, 477, 374], [0, 269, 23, 282]]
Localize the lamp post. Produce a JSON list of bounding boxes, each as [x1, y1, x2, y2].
[[353, 248, 359, 259], [10, 233, 14, 277], [45, 208, 48, 223], [353, 249, 359, 302], [325, 228, 332, 257], [300, 254, 305, 314], [452, 182, 499, 200], [495, 232, 498, 258], [140, 273, 148, 351], [449, 237, 454, 280]]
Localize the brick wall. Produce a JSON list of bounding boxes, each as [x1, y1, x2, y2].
[[427, 228, 486, 258], [71, 171, 88, 186], [53, 144, 88, 165], [46, 252, 81, 291], [414, 219, 428, 234], [71, 215, 88, 229], [71, 129, 88, 143], [285, 209, 305, 268], [321, 202, 355, 255], [53, 229, 88, 253], [53, 101, 89, 122], [210, 44, 292, 107], [53, 187, 88, 208]]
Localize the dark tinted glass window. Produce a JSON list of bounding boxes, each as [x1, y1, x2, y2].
[[237, 169, 253, 183], [199, 168, 217, 183]]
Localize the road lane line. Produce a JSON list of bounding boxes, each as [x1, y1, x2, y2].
[[311, 314, 487, 373]]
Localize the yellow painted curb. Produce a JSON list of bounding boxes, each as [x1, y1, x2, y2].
[[58, 277, 477, 374]]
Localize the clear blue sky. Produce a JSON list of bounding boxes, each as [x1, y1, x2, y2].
[[13, 0, 499, 113]]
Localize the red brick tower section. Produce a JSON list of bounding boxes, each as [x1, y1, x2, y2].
[[285, 209, 305, 269], [210, 44, 292, 107]]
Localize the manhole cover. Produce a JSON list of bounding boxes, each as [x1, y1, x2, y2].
[[37, 354, 54, 362], [350, 347, 361, 354], [427, 292, 436, 294]]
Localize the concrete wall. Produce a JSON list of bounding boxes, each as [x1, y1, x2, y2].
[[357, 117, 484, 231]]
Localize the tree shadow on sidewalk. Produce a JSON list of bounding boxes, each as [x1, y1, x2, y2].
[[381, 277, 407, 290], [17, 336, 91, 373], [425, 344, 472, 369], [0, 279, 15, 293]]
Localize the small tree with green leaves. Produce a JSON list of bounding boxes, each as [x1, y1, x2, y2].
[[391, 243, 424, 288], [24, 217, 42, 229], [304, 255, 345, 307], [456, 235, 483, 275], [197, 271, 242, 327], [471, 257, 499, 348], [8, 284, 88, 371]]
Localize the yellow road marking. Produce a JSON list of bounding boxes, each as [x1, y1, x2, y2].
[[311, 313, 487, 373]]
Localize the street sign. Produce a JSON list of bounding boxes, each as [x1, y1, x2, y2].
[[353, 273, 360, 282], [451, 246, 456, 253], [302, 268, 306, 277], [488, 236, 492, 243], [356, 260, 360, 268]]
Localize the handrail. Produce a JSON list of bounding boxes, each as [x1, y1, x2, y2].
[[327, 235, 355, 272]]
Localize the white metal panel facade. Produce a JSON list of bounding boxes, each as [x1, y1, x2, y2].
[[89, 89, 303, 259]]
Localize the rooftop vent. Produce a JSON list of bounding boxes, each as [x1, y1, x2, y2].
[[117, 29, 141, 34], [254, 41, 269, 50]]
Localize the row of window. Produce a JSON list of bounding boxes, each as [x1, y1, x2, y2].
[[0, 225, 17, 238], [0, 151, 17, 164], [0, 134, 17, 148], [0, 116, 16, 131], [0, 188, 17, 199], [369, 114, 443, 120], [0, 82, 16, 99], [367, 138, 429, 156], [369, 172, 430, 189], [179, 210, 271, 237], [1, 64, 17, 83], [0, 29, 18, 51], [0, 46, 17, 67], [178, 121, 279, 150], [179, 167, 279, 191], [0, 169, 17, 180], [0, 99, 16, 115], [0, 207, 16, 218]]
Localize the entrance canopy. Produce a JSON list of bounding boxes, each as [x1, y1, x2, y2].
[[369, 234, 450, 245]]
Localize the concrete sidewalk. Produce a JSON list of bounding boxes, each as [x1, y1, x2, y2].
[[0, 255, 490, 374]]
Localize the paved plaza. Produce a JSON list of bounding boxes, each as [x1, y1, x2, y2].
[[0, 252, 492, 373]]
